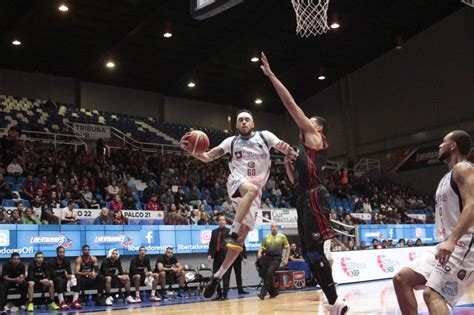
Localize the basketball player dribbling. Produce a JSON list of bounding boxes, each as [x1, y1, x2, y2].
[[393, 130, 474, 315], [180, 110, 297, 299], [260, 52, 349, 314]]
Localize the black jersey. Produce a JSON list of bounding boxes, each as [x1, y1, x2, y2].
[[100, 258, 123, 277], [2, 262, 26, 279], [79, 255, 95, 272], [129, 256, 152, 275], [27, 261, 50, 281], [49, 258, 72, 279], [293, 135, 328, 195]]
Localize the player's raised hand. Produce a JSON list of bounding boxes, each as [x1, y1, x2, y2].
[[179, 132, 193, 154], [260, 52, 274, 77]]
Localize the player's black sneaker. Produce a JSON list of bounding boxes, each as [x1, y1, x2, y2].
[[203, 276, 221, 299]]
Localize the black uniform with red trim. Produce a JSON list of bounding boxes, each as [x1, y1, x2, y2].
[[293, 133, 334, 252]]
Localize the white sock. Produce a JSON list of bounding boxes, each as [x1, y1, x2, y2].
[[214, 266, 228, 279], [150, 289, 156, 296], [73, 292, 79, 301], [231, 221, 241, 235], [58, 293, 64, 302]]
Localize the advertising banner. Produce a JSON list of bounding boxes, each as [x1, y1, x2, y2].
[[0, 224, 271, 258], [357, 224, 436, 244], [332, 246, 433, 284]]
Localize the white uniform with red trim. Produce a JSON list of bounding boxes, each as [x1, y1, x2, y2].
[[407, 161, 474, 307], [218, 130, 281, 229]]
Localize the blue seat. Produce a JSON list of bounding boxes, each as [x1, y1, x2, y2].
[[214, 205, 222, 212], [205, 205, 212, 212], [135, 202, 142, 210], [22, 200, 30, 207], [1, 199, 15, 207]]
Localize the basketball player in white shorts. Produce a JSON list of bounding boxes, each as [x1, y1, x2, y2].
[[180, 110, 296, 299], [393, 130, 474, 315]]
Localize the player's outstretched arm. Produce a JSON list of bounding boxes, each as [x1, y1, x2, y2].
[[436, 162, 474, 265], [260, 52, 319, 136], [180, 133, 226, 163]]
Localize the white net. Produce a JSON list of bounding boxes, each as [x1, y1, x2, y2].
[[291, 0, 330, 37]]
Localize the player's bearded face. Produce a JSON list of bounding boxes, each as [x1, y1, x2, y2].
[[438, 136, 454, 162], [236, 118, 254, 137]]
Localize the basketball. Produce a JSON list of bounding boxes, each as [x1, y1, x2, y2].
[[185, 130, 209, 155]]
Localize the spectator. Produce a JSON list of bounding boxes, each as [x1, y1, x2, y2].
[[289, 243, 304, 262], [93, 208, 113, 225], [371, 239, 381, 249], [80, 185, 99, 209], [142, 181, 155, 204], [0, 208, 10, 224], [125, 174, 137, 194], [113, 210, 128, 225], [123, 195, 137, 210], [358, 241, 368, 250], [47, 191, 60, 209], [261, 197, 273, 209], [197, 212, 208, 225], [58, 201, 79, 224], [110, 195, 123, 212], [7, 158, 23, 178], [9, 209, 21, 224], [189, 210, 199, 225], [415, 238, 423, 247], [188, 185, 201, 208], [341, 214, 354, 244], [174, 187, 188, 207], [22, 175, 36, 201], [0, 174, 12, 202], [145, 195, 160, 211], [277, 197, 289, 209], [407, 239, 414, 247], [20, 208, 41, 224], [38, 176, 52, 198], [69, 184, 84, 208], [105, 180, 121, 200], [210, 183, 224, 206], [160, 189, 174, 210], [347, 239, 356, 251], [397, 239, 406, 248]]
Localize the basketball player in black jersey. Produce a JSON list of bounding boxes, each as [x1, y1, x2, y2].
[[261, 52, 349, 315], [74, 245, 101, 305], [49, 246, 80, 310]]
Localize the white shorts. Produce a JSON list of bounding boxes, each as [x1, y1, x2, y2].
[[226, 174, 262, 230], [407, 241, 474, 307]]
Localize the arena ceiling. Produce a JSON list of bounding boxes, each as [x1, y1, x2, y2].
[[0, 0, 464, 113]]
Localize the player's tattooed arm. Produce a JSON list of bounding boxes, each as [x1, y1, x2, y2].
[[194, 147, 226, 163]]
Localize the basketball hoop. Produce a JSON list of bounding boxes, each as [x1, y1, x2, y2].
[[291, 0, 330, 37]]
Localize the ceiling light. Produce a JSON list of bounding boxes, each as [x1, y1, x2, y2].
[[318, 67, 326, 80], [187, 81, 196, 88], [395, 36, 403, 49], [106, 61, 115, 69], [254, 98, 262, 104], [163, 32, 172, 38], [330, 22, 340, 29], [12, 39, 21, 46], [251, 57, 259, 63], [58, 4, 69, 12]]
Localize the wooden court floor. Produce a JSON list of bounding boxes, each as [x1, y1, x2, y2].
[[80, 279, 474, 315]]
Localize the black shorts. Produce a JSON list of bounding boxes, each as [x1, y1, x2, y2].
[[296, 185, 334, 252], [165, 271, 178, 284]]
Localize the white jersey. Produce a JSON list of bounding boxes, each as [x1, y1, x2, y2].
[[435, 161, 474, 243], [218, 130, 280, 189]]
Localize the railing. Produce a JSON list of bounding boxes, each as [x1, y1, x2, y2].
[[0, 128, 87, 152], [354, 158, 381, 174]]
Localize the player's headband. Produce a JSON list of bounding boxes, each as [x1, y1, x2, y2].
[[237, 112, 253, 122]]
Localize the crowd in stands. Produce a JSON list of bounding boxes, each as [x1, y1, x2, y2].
[[0, 124, 434, 227]]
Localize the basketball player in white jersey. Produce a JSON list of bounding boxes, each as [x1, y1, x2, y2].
[[180, 110, 296, 299], [393, 130, 474, 315]]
